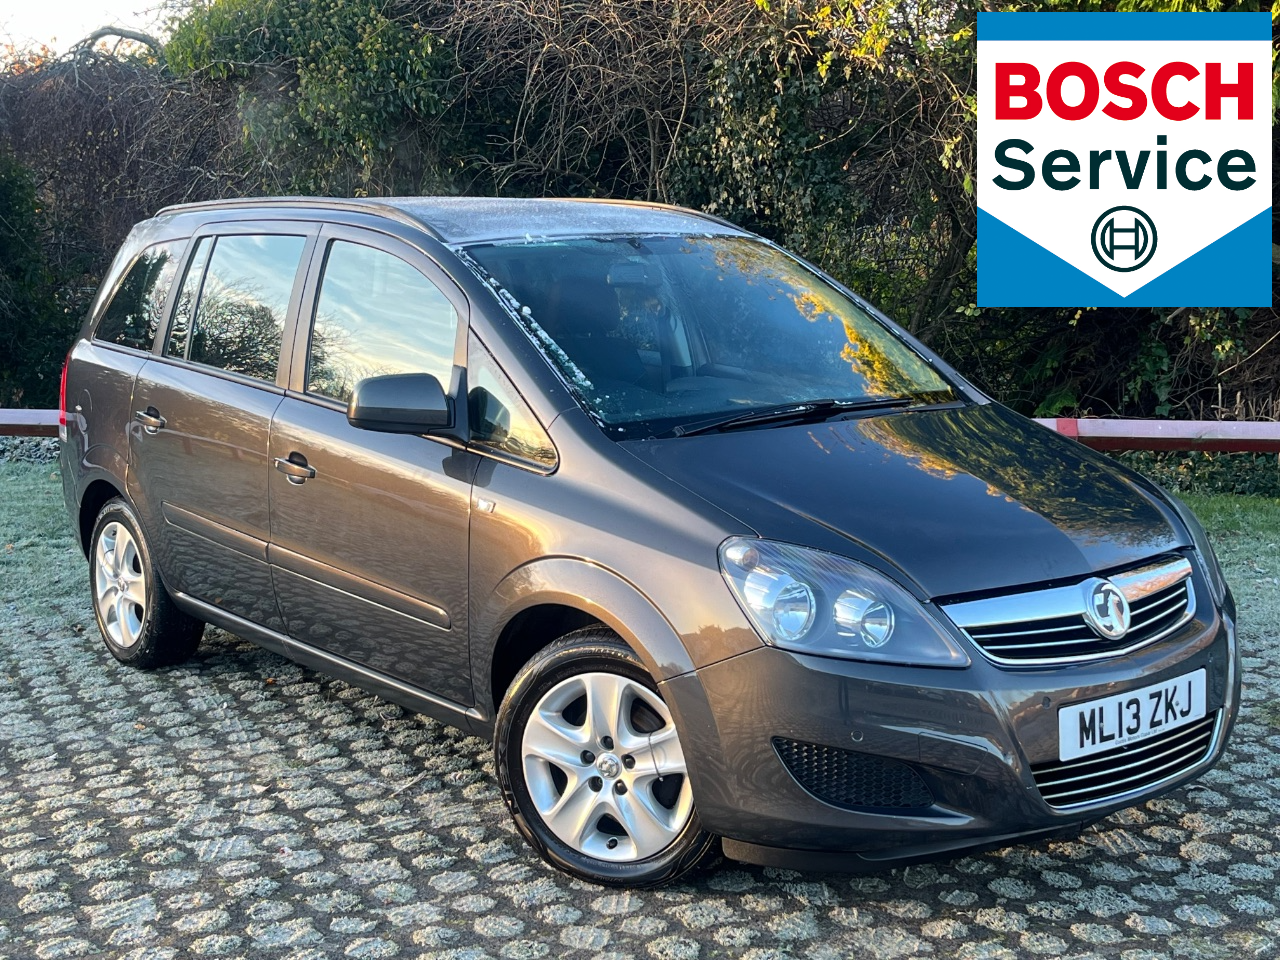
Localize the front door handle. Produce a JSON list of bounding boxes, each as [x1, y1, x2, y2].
[[134, 408, 166, 434], [274, 455, 316, 484]]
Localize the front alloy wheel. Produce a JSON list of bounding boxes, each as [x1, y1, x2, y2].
[[523, 670, 692, 861], [495, 629, 715, 886]]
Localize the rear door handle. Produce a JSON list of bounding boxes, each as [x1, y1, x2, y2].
[[274, 455, 316, 484], [134, 409, 166, 433]]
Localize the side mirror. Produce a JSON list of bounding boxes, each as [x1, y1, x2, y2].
[[347, 373, 452, 433], [468, 386, 511, 442]]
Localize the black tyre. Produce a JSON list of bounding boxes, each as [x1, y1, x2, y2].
[[494, 627, 716, 886], [89, 497, 203, 668]]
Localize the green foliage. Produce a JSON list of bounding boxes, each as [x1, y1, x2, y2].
[[672, 0, 1275, 419], [671, 44, 859, 264], [1115, 450, 1280, 498], [3, 0, 1276, 419], [670, 0, 977, 341], [0, 153, 73, 408], [166, 0, 456, 193]]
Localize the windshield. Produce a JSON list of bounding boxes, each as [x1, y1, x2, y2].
[[465, 235, 957, 438]]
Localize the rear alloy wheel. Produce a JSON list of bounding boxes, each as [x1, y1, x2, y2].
[[94, 520, 147, 649], [495, 629, 715, 886], [90, 498, 203, 668]]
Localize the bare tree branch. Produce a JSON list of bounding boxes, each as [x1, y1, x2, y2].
[[67, 27, 165, 58]]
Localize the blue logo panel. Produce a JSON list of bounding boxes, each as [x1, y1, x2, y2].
[[978, 208, 1272, 307]]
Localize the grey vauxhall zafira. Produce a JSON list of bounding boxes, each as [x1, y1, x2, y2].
[[59, 197, 1239, 886]]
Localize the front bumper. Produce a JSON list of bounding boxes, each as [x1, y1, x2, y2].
[[661, 598, 1239, 872]]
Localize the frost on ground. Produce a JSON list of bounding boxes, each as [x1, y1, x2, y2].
[[0, 464, 1278, 958], [0, 437, 58, 465]]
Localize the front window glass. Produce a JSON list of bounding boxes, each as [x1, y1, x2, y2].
[[465, 236, 956, 439], [307, 240, 458, 404]]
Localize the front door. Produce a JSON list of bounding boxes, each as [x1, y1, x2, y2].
[[267, 227, 476, 704]]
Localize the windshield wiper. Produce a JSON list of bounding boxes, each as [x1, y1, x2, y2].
[[670, 397, 920, 438]]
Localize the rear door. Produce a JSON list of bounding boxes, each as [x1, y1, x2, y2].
[[128, 223, 317, 633], [267, 225, 476, 703]]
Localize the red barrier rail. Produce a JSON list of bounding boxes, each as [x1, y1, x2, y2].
[[3, 409, 1279, 452], [0, 409, 58, 438], [1036, 418, 1280, 453]]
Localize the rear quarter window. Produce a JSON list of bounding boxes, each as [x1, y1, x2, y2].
[[93, 241, 185, 352]]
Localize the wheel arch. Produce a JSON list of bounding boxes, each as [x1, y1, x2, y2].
[[476, 557, 697, 719], [78, 477, 127, 558]]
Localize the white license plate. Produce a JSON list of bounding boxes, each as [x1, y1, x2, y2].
[[1058, 669, 1206, 761]]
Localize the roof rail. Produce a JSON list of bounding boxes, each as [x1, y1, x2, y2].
[[154, 196, 444, 240], [156, 195, 739, 239]]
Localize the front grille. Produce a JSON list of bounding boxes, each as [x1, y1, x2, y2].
[[943, 556, 1195, 665], [773, 738, 934, 811], [1031, 712, 1218, 808], [967, 579, 1192, 661]]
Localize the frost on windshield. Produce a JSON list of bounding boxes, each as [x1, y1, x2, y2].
[[452, 247, 599, 411]]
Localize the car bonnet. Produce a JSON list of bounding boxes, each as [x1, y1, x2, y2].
[[620, 402, 1188, 599]]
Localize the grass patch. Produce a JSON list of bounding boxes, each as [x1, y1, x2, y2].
[[1181, 492, 1280, 731], [0, 461, 86, 627], [1182, 493, 1280, 651], [1182, 492, 1280, 541]]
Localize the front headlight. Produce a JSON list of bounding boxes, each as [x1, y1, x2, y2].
[[719, 538, 970, 667], [1164, 491, 1228, 606]]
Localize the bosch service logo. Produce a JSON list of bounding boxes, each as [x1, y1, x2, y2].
[[976, 13, 1271, 307], [1091, 206, 1156, 272]]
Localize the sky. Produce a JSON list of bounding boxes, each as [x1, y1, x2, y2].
[[1, 0, 169, 55]]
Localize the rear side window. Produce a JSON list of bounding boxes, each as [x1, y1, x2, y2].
[[306, 240, 459, 404], [165, 237, 213, 362], [94, 241, 184, 352], [166, 233, 305, 382]]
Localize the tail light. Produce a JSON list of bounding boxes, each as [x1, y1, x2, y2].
[[58, 350, 70, 442]]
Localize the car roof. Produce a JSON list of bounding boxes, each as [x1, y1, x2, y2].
[[155, 196, 746, 245]]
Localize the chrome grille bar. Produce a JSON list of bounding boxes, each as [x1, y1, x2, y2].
[[1034, 722, 1212, 789], [1031, 713, 1217, 808], [1131, 591, 1188, 618], [942, 557, 1195, 665], [978, 622, 1089, 640]]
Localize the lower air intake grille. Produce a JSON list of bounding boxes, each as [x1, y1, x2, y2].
[[773, 738, 934, 811], [1031, 712, 1218, 809]]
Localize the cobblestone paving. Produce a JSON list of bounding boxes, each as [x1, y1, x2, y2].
[[1, 494, 1278, 958]]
